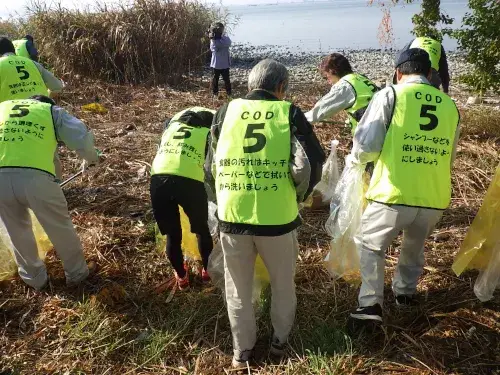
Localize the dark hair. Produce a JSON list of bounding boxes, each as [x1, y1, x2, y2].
[[30, 95, 56, 105], [0, 37, 15, 55], [397, 60, 431, 77], [319, 53, 353, 78], [25, 34, 34, 42]]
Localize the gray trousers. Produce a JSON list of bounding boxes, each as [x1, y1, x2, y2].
[[221, 230, 299, 357], [0, 169, 88, 289], [355, 202, 443, 307]]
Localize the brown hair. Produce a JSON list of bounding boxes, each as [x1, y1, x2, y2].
[[319, 53, 353, 78]]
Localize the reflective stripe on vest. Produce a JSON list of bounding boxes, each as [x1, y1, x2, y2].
[[342, 73, 378, 132], [0, 55, 49, 102], [366, 83, 459, 209], [410, 37, 442, 71], [151, 109, 212, 182], [215, 99, 298, 225], [0, 99, 57, 176], [12, 40, 31, 59]]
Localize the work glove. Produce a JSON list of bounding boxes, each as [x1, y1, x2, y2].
[[81, 149, 102, 171]]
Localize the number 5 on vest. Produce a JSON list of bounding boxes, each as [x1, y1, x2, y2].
[[419, 104, 439, 131], [243, 123, 266, 153]]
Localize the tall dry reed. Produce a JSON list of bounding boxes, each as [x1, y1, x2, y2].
[[10, 0, 220, 84]]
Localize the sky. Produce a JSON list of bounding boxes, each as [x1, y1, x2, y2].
[[1, 0, 267, 19]]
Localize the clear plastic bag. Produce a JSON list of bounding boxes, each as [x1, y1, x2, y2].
[[0, 210, 53, 281], [324, 160, 367, 285], [305, 140, 340, 209], [473, 241, 500, 302]]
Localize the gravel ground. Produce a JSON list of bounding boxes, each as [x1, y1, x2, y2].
[[204, 43, 471, 89]]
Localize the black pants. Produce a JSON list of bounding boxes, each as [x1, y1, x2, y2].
[[150, 174, 213, 277], [212, 68, 231, 95]]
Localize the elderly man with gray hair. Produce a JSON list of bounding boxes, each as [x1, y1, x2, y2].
[[205, 58, 325, 368]]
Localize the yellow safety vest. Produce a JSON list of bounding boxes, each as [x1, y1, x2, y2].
[[366, 83, 459, 209], [12, 40, 30, 59], [215, 99, 298, 225], [0, 99, 57, 176], [0, 55, 49, 102], [342, 73, 378, 132], [410, 37, 442, 71], [151, 107, 213, 182]]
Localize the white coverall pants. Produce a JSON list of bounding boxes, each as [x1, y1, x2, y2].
[[355, 202, 443, 307], [0, 169, 89, 289], [221, 230, 299, 358]]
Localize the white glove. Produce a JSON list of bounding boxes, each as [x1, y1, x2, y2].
[[82, 158, 99, 172]]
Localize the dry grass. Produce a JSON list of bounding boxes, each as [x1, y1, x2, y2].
[[0, 78, 499, 374], [1, 0, 220, 84]]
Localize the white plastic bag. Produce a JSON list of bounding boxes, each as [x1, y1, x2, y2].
[[473, 241, 500, 302], [324, 160, 366, 284], [208, 202, 218, 238], [312, 140, 340, 207]]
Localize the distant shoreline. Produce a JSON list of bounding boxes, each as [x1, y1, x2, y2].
[[209, 46, 470, 88]]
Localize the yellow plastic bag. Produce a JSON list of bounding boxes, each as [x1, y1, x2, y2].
[[0, 211, 53, 281], [81, 103, 108, 114], [452, 164, 500, 275], [155, 206, 201, 261]]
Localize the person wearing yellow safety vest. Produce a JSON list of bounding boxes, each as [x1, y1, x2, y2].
[[0, 37, 65, 181], [0, 37, 64, 103], [150, 107, 216, 290], [348, 49, 460, 327], [0, 95, 100, 290], [305, 53, 379, 134], [400, 35, 450, 93], [205, 59, 326, 369], [12, 35, 39, 61]]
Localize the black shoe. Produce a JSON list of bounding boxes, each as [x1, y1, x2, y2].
[[350, 304, 383, 322], [270, 336, 286, 358], [395, 294, 419, 307]]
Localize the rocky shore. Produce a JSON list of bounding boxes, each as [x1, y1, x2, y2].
[[210, 43, 470, 88]]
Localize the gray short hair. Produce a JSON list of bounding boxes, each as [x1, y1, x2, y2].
[[248, 59, 289, 93]]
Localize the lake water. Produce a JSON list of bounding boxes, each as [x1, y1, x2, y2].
[[227, 0, 469, 52]]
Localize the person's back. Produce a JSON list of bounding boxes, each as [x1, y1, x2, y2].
[[348, 48, 460, 327], [0, 99, 56, 174], [0, 54, 49, 102], [0, 95, 99, 290], [150, 107, 215, 290], [366, 82, 459, 209], [216, 98, 298, 227], [405, 36, 450, 93], [207, 59, 325, 369], [0, 37, 63, 103], [12, 39, 30, 59], [151, 107, 212, 182], [13, 35, 38, 61], [410, 37, 441, 71]]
